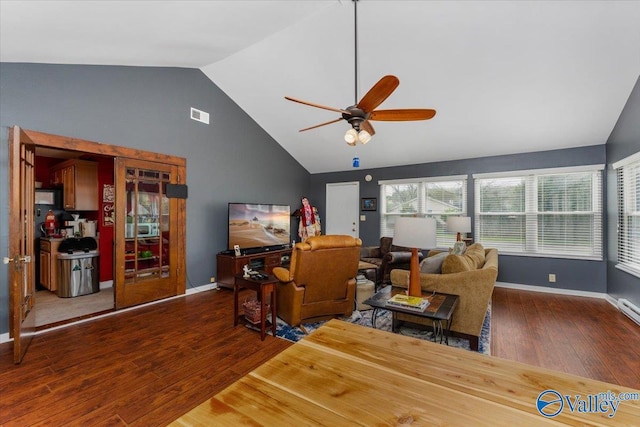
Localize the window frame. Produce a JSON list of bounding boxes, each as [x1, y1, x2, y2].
[[473, 165, 604, 260], [613, 152, 640, 278], [379, 175, 468, 248]]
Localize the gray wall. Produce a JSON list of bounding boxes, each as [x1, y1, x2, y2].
[[606, 75, 640, 307], [311, 145, 608, 292], [0, 63, 310, 335]]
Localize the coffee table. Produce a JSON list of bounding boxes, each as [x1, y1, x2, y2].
[[363, 286, 459, 345]]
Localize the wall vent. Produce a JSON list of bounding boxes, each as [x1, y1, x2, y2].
[[190, 107, 210, 124]]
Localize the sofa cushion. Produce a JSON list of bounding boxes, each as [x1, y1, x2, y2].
[[465, 243, 486, 268], [441, 253, 475, 273], [420, 252, 448, 273], [360, 257, 382, 267], [451, 241, 466, 255], [441, 243, 486, 274]]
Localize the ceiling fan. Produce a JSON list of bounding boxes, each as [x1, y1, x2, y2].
[[284, 0, 436, 146]]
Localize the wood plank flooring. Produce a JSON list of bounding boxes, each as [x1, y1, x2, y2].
[[1, 286, 639, 426], [492, 287, 640, 389]]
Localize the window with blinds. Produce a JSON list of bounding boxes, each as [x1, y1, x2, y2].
[[379, 176, 467, 248], [474, 165, 603, 259], [614, 152, 640, 277]]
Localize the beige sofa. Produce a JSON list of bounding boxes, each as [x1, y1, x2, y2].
[[389, 244, 498, 350]]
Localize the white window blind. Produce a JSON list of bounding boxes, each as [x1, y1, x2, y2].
[[614, 152, 640, 276], [379, 176, 467, 248], [474, 166, 603, 259]]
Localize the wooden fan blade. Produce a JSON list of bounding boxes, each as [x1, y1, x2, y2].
[[357, 75, 400, 113], [369, 109, 437, 121], [360, 120, 376, 136], [299, 117, 343, 132], [285, 96, 351, 115]]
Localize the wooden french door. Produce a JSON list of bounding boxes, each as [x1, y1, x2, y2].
[[7, 126, 37, 363], [114, 158, 184, 308]]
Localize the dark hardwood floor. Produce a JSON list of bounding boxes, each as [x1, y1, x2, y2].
[[1, 286, 639, 426], [492, 287, 640, 389]]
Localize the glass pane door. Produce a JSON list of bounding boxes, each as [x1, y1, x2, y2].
[[124, 168, 171, 283], [115, 158, 183, 309]]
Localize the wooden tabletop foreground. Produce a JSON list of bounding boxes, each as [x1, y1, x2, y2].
[[171, 319, 640, 426]]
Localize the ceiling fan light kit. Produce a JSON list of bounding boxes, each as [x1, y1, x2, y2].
[[358, 130, 371, 144], [344, 128, 358, 146], [284, 0, 436, 145]]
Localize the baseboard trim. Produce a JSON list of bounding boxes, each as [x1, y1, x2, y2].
[[100, 280, 113, 290], [186, 282, 218, 294], [495, 281, 609, 300], [0, 282, 220, 344]]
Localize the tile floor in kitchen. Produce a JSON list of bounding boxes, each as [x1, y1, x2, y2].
[[35, 287, 114, 326]]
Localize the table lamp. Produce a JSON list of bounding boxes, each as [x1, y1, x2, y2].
[[447, 216, 471, 242], [393, 217, 436, 297]]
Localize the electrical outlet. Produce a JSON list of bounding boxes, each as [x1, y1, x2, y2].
[[548, 274, 556, 283], [210, 276, 216, 283]]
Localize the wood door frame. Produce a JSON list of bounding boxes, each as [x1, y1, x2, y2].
[[7, 127, 187, 306]]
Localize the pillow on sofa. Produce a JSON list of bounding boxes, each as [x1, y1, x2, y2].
[[465, 243, 486, 268], [419, 252, 448, 273], [441, 243, 485, 274]]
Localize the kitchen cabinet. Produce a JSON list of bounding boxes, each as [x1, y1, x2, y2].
[[40, 238, 62, 292], [50, 159, 98, 210]]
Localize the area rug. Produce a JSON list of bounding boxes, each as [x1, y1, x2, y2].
[[251, 305, 491, 355]]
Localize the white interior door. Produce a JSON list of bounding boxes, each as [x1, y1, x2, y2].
[[325, 182, 360, 237]]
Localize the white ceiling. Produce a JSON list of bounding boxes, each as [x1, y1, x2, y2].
[[2, 1, 639, 173]]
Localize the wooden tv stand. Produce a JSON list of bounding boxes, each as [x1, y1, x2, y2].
[[216, 248, 292, 289]]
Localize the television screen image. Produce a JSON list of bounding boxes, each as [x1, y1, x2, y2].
[[228, 203, 290, 251]]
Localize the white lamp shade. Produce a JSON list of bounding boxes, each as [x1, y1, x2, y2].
[[447, 216, 471, 233], [393, 217, 436, 249], [344, 128, 358, 145], [358, 130, 372, 144]]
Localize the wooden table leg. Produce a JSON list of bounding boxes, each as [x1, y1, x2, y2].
[[260, 285, 267, 341], [233, 281, 239, 327], [270, 284, 277, 337]]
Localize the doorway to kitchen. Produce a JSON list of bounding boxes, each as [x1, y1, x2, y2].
[[33, 147, 116, 328], [9, 127, 187, 337]]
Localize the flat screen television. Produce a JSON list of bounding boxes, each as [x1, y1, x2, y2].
[[228, 203, 291, 251]]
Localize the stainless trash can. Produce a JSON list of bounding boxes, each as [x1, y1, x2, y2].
[[57, 251, 100, 297]]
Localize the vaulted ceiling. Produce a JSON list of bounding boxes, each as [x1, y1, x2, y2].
[[1, 1, 639, 173]]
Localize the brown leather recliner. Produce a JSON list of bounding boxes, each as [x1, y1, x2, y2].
[[273, 235, 362, 327]]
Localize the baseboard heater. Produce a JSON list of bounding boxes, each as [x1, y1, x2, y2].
[[617, 298, 640, 327]]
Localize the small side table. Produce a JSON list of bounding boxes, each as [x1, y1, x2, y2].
[[234, 273, 277, 341], [358, 260, 379, 290]]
